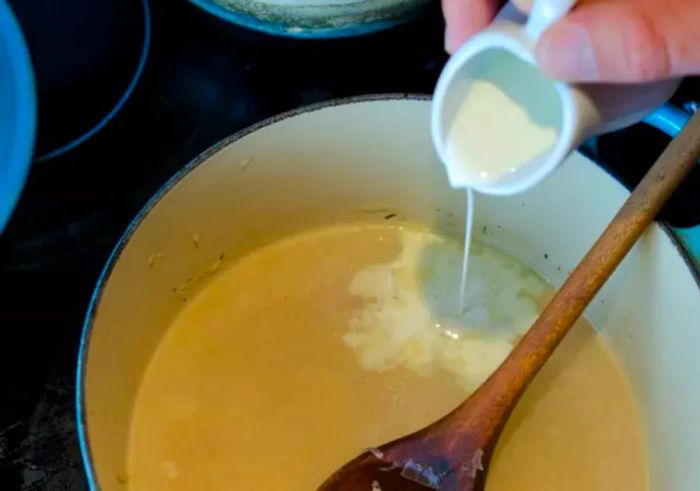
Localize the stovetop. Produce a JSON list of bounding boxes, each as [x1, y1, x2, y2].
[[0, 1, 697, 489]]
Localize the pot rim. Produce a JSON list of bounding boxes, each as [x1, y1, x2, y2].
[[74, 93, 700, 489]]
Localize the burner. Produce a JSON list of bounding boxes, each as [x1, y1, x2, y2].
[[8, 0, 150, 160]]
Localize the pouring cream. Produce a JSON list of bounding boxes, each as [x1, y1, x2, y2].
[[445, 77, 559, 313]]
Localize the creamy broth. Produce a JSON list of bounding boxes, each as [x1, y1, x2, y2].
[[128, 224, 647, 490]]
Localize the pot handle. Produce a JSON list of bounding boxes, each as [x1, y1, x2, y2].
[[643, 103, 700, 272], [644, 104, 693, 139]]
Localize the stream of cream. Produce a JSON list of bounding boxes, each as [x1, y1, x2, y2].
[[458, 188, 474, 314]]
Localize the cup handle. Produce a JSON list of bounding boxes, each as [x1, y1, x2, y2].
[[525, 0, 577, 39]]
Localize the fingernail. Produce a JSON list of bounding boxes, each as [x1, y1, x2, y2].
[[537, 25, 598, 81]]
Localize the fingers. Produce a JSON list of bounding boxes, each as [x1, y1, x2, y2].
[[536, 0, 700, 82], [443, 0, 503, 53], [443, 0, 700, 82], [511, 0, 533, 13], [443, 0, 528, 53]]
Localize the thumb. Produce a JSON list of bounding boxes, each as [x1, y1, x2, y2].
[[535, 3, 673, 83]]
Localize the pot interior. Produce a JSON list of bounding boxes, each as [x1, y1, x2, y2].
[[79, 97, 700, 490]]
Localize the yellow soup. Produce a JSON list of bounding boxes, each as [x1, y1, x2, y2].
[[128, 224, 647, 490]]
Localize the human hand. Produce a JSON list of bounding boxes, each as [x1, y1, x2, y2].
[[443, 0, 700, 83]]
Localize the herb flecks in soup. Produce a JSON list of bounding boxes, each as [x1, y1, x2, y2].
[[128, 224, 647, 490]]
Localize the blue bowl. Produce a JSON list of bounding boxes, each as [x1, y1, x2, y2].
[[0, 0, 36, 234], [190, 0, 432, 38]]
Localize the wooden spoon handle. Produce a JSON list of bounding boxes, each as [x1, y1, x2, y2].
[[462, 109, 700, 443]]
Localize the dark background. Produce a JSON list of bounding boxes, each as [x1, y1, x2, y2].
[[0, 0, 698, 489]]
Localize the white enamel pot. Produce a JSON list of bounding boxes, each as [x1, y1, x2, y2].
[[76, 96, 700, 490]]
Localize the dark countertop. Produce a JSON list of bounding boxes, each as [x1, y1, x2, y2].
[[0, 0, 697, 489]]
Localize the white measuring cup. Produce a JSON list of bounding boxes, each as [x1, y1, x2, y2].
[[432, 0, 681, 196]]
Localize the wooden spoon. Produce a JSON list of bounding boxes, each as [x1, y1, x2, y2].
[[318, 110, 700, 491]]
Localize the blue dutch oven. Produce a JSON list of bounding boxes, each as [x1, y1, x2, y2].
[[0, 0, 36, 234]]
